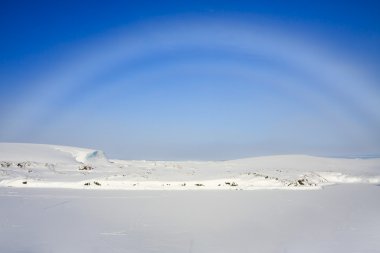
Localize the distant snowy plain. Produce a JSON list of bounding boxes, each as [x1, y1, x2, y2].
[[0, 143, 379, 252], [1, 143, 379, 190]]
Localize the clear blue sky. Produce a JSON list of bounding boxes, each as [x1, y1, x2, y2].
[[1, 0, 380, 160]]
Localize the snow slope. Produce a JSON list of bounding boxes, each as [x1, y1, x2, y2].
[[0, 143, 379, 190]]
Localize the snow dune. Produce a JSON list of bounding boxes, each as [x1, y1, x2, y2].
[[0, 143, 379, 190]]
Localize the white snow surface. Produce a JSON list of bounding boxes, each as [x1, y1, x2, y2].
[[1, 185, 380, 253], [1, 143, 380, 252], [1, 143, 379, 190]]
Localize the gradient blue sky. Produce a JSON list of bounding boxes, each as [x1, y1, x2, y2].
[[1, 0, 380, 160]]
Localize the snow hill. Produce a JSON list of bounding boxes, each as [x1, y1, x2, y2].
[[0, 143, 379, 190]]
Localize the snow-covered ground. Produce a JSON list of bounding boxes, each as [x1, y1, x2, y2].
[[1, 143, 380, 190], [1, 185, 380, 252], [1, 143, 380, 252]]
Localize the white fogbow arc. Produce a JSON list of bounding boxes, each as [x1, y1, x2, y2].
[[3, 17, 380, 151]]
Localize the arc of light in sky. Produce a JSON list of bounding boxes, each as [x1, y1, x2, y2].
[[1, 17, 380, 155]]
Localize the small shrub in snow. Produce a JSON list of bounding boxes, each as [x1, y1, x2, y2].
[[16, 162, 31, 168], [79, 165, 94, 171], [0, 162, 12, 168], [297, 179, 305, 185]]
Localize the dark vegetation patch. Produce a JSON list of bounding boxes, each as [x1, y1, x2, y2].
[[298, 179, 305, 185], [0, 161, 12, 168], [225, 181, 238, 186], [1, 161, 32, 168], [79, 165, 94, 171]]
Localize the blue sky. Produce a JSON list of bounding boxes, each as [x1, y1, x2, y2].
[[1, 0, 380, 160]]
